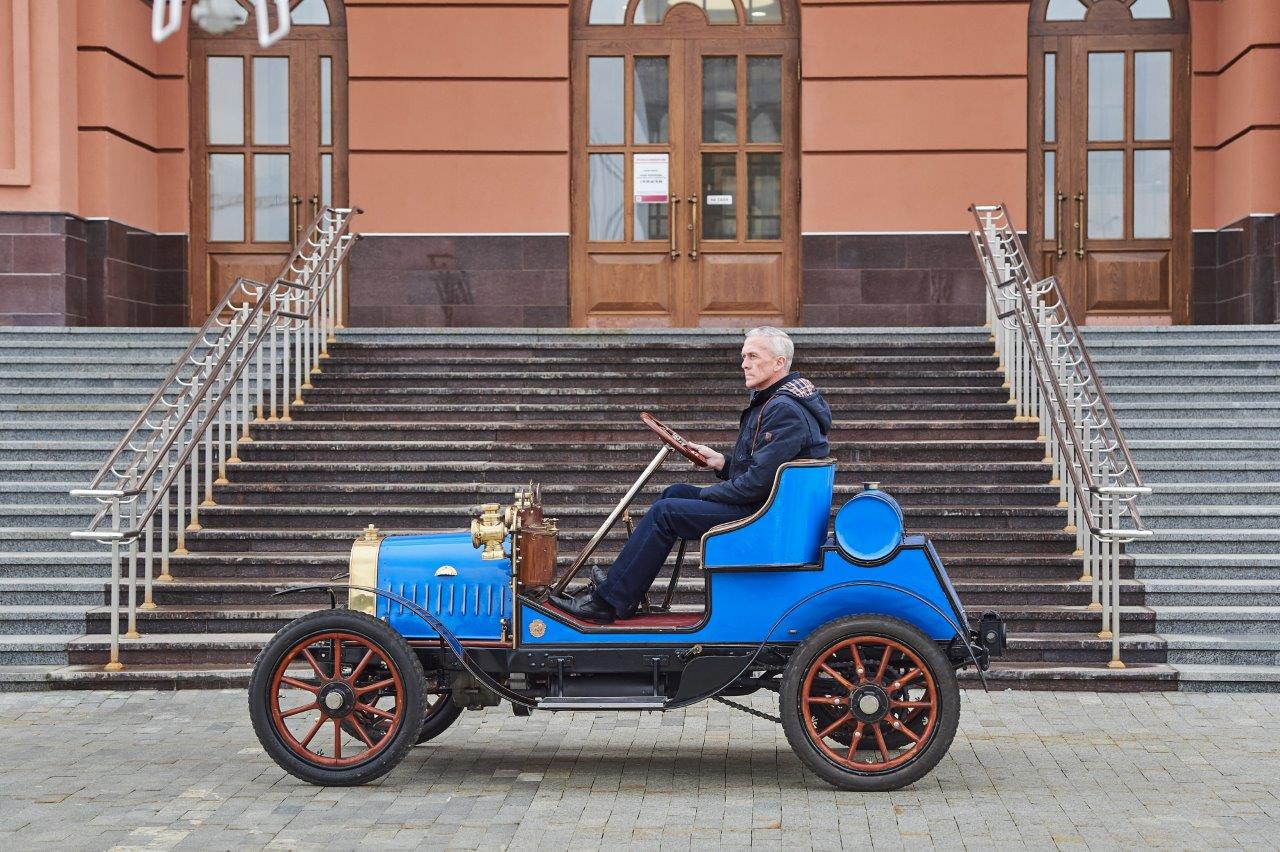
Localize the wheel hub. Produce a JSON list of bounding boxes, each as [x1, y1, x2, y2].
[[850, 684, 889, 724], [317, 682, 355, 718]]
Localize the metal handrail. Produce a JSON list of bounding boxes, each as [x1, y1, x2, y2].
[[969, 203, 1151, 668], [71, 206, 361, 671]]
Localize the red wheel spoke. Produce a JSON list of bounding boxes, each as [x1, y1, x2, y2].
[[347, 649, 376, 684], [890, 700, 932, 709], [805, 695, 844, 705], [333, 719, 342, 760], [280, 701, 318, 719], [300, 648, 327, 680], [896, 667, 924, 687], [817, 712, 853, 739], [331, 638, 342, 679], [819, 664, 854, 690], [892, 721, 921, 744], [872, 723, 890, 762], [355, 677, 396, 697], [873, 645, 892, 683], [849, 642, 867, 682], [280, 676, 320, 694], [299, 716, 325, 749], [354, 702, 397, 722], [347, 716, 375, 748], [845, 722, 865, 762]]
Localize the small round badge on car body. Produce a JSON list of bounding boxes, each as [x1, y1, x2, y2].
[[528, 619, 546, 638]]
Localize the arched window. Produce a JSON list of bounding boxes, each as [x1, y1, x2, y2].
[[1028, 0, 1190, 324], [585, 0, 783, 27]]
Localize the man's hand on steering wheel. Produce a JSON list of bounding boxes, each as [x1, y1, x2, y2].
[[686, 443, 725, 471]]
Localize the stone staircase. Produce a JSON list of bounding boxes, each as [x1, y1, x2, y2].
[[1086, 325, 1280, 692], [31, 327, 1173, 692], [0, 328, 193, 689]]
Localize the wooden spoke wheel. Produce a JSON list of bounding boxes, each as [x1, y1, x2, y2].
[[250, 610, 426, 786], [781, 615, 959, 792]]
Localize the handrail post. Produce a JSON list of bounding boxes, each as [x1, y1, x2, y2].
[[105, 502, 124, 671], [159, 417, 174, 579], [125, 497, 140, 639]]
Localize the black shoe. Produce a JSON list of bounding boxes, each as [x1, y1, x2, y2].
[[557, 590, 616, 624], [590, 564, 608, 589]]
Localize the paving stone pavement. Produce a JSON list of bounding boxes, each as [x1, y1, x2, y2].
[[1, 688, 1278, 850]]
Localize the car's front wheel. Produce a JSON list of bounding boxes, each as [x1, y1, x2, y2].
[[249, 609, 426, 786], [780, 614, 959, 792]]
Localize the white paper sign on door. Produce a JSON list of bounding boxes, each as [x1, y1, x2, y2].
[[706, 195, 733, 206], [633, 153, 669, 204]]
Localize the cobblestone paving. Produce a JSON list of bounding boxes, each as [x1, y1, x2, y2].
[[1, 689, 1278, 850]]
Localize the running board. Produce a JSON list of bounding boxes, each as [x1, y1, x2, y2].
[[536, 695, 667, 711]]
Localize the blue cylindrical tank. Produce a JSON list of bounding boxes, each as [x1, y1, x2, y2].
[[833, 483, 904, 563]]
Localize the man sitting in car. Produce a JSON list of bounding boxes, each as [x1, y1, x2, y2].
[[556, 326, 832, 624]]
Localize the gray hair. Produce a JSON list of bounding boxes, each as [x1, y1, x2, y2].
[[744, 326, 794, 370]]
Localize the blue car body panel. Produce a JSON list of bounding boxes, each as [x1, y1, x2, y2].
[[376, 532, 511, 641], [372, 463, 968, 648]]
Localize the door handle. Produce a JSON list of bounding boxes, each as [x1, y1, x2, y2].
[[290, 194, 302, 242], [1055, 193, 1067, 259], [669, 195, 681, 260], [310, 194, 319, 220], [1073, 192, 1085, 259], [687, 194, 698, 260]]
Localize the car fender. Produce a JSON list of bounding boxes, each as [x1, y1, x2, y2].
[[767, 579, 968, 645]]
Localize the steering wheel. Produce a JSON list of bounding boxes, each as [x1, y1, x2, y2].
[[641, 412, 711, 467]]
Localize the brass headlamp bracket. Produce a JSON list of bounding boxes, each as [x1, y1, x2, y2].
[[471, 502, 510, 560]]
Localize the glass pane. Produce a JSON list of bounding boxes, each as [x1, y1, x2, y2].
[[1088, 53, 1125, 142], [1045, 0, 1086, 20], [1134, 149, 1170, 238], [253, 154, 290, 242], [1044, 151, 1056, 240], [1087, 151, 1124, 239], [633, 58, 668, 144], [702, 57, 737, 144], [748, 58, 781, 143], [589, 154, 624, 241], [704, 0, 737, 23], [589, 57, 624, 145], [321, 153, 332, 208], [320, 57, 332, 146], [209, 154, 245, 242], [747, 154, 780, 240], [1134, 52, 1171, 140], [634, 202, 669, 241], [1130, 0, 1172, 18], [1044, 53, 1056, 143], [702, 153, 737, 240], [207, 57, 244, 145], [291, 0, 330, 24], [633, 0, 664, 24], [749, 0, 781, 23], [253, 57, 289, 145], [589, 0, 627, 23]]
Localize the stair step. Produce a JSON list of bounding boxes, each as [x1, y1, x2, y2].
[[1171, 664, 1280, 692]]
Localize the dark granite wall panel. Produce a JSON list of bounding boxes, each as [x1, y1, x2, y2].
[[800, 234, 985, 326], [0, 213, 89, 326], [0, 214, 187, 326], [346, 235, 569, 327], [85, 221, 188, 326], [1191, 215, 1278, 325]]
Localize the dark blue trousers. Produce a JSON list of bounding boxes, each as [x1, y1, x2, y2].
[[594, 483, 757, 618]]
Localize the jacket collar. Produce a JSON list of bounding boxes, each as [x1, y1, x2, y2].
[[748, 371, 797, 410]]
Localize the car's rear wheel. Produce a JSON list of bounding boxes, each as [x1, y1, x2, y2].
[[249, 609, 425, 786], [780, 614, 959, 792]]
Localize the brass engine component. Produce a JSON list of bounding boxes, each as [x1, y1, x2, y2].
[[471, 503, 509, 560], [348, 523, 383, 614]]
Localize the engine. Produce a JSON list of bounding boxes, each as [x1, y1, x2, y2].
[[345, 486, 558, 643]]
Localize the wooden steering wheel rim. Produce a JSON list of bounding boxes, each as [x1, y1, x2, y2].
[[640, 412, 710, 467]]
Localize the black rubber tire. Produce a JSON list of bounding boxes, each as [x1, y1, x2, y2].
[[416, 693, 463, 744], [249, 609, 427, 786], [779, 614, 960, 793]]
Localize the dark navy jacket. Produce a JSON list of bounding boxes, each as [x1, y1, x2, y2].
[[697, 372, 832, 506]]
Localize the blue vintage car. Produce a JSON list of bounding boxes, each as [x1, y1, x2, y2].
[[248, 414, 1005, 792]]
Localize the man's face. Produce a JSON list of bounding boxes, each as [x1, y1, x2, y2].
[[741, 336, 787, 390]]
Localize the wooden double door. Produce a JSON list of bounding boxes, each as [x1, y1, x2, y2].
[[1029, 23, 1190, 323], [189, 2, 347, 321], [571, 16, 798, 327]]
